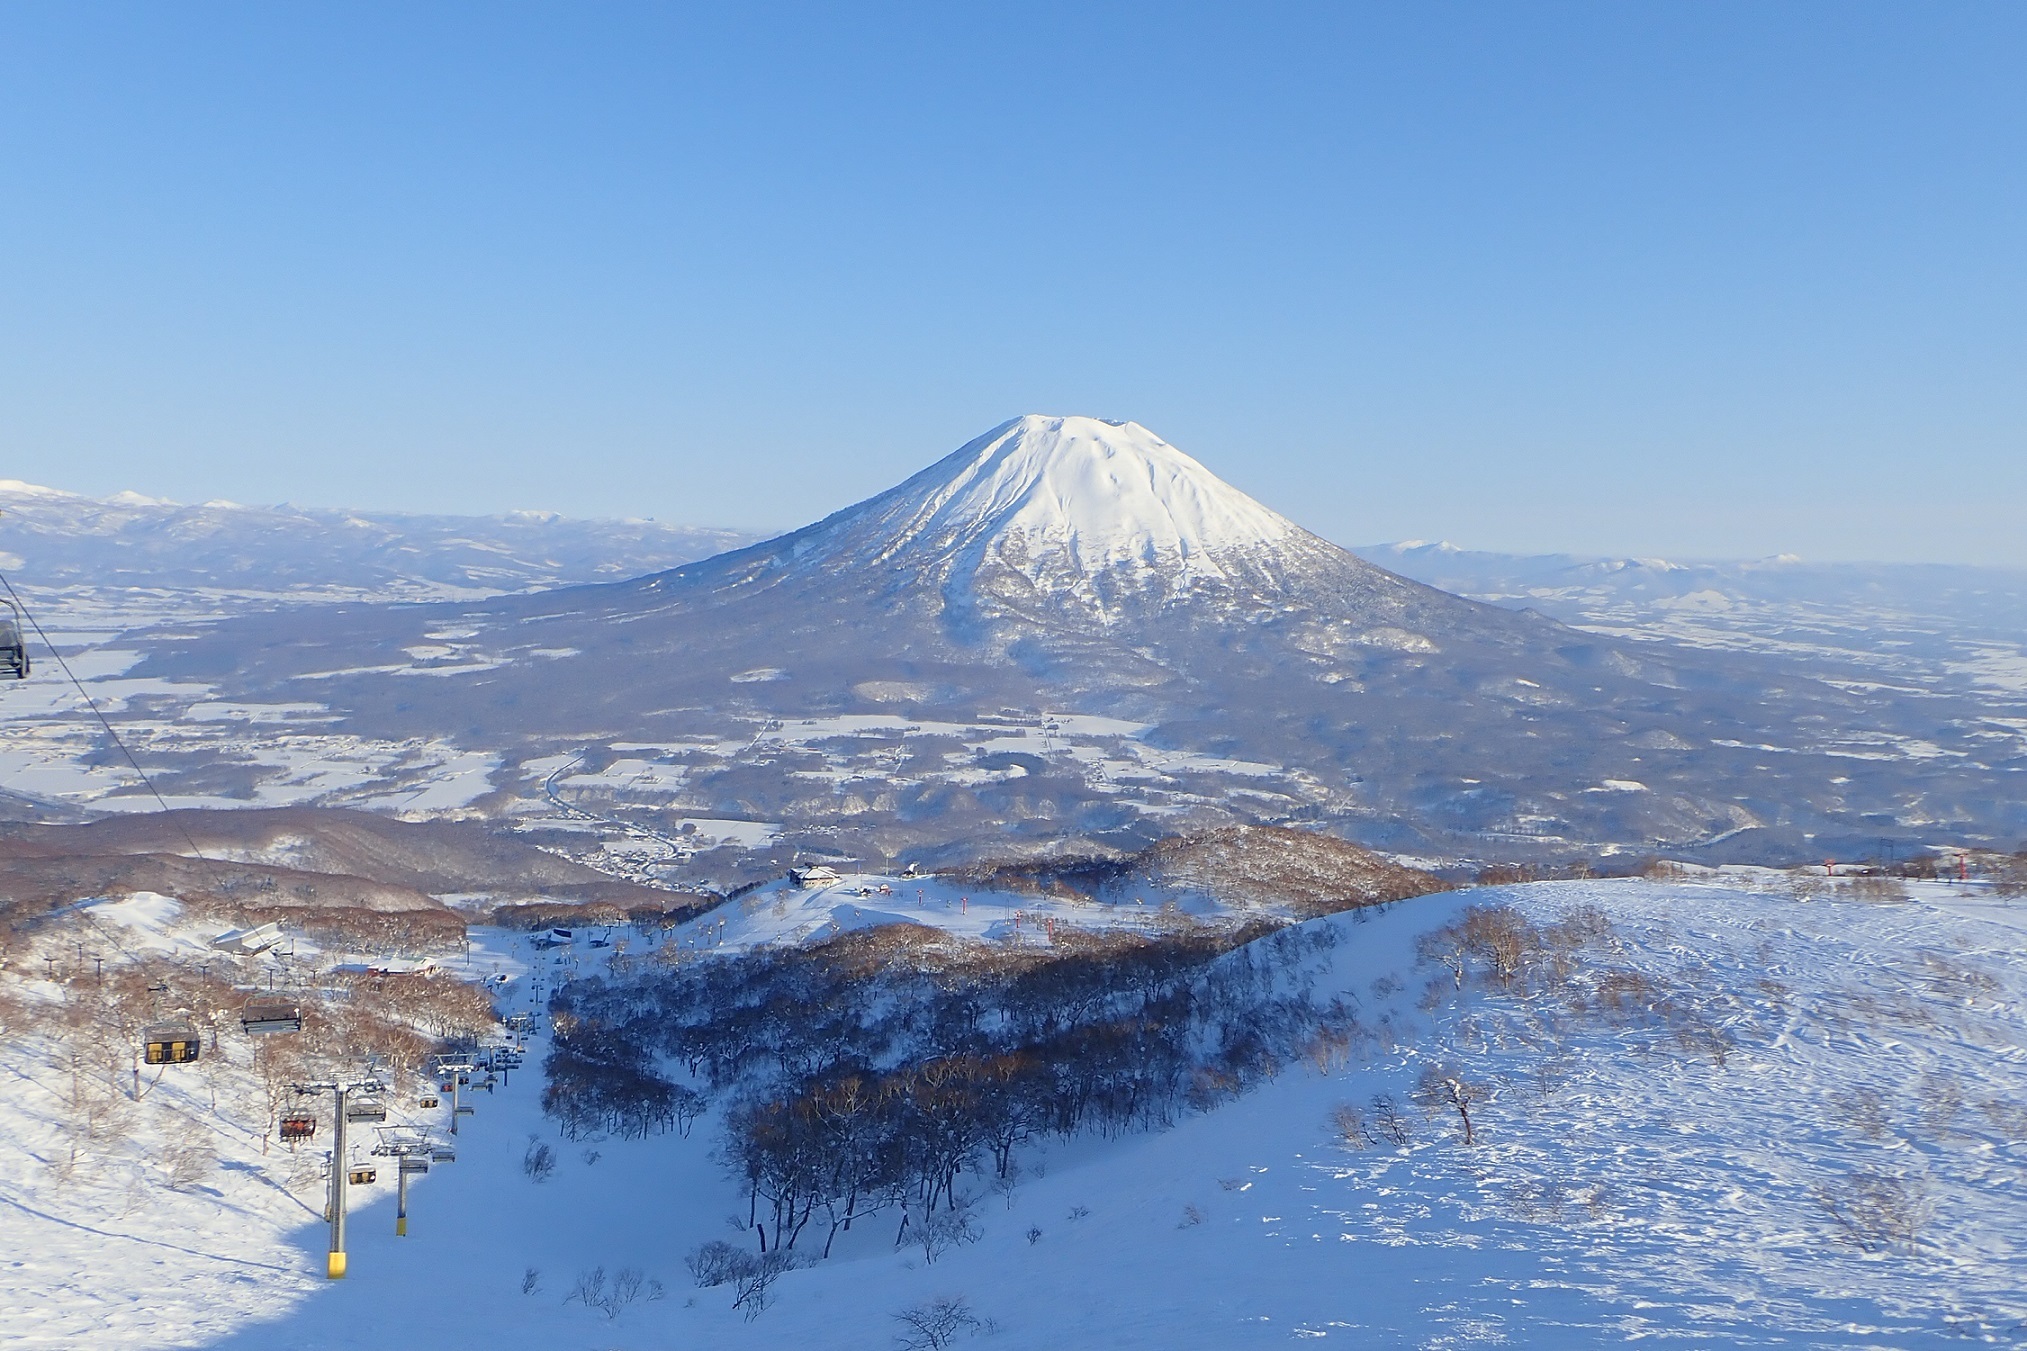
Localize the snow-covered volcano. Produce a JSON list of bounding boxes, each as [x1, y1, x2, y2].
[[145, 414, 2027, 871], [788, 415, 1312, 600], [677, 414, 1389, 620]]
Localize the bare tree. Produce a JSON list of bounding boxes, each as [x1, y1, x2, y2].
[[1414, 1065, 1485, 1146], [164, 1139, 215, 1192], [1367, 1093, 1411, 1147], [1816, 1172, 1933, 1252], [1330, 1102, 1366, 1147], [918, 1203, 981, 1265], [893, 1295, 989, 1349]]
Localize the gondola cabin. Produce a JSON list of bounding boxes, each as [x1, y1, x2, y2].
[[0, 601, 29, 680], [347, 1168, 377, 1186], [418, 1096, 440, 1109], [344, 1098, 388, 1124], [142, 1022, 200, 1065], [279, 1114, 317, 1143], [239, 999, 302, 1035]]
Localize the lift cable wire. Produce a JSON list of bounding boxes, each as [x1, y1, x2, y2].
[[0, 569, 238, 950]]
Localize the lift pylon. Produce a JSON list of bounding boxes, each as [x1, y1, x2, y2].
[[291, 1074, 385, 1278]]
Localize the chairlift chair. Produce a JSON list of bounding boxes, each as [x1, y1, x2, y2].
[[398, 1155, 429, 1175], [239, 999, 302, 1036], [347, 1168, 377, 1186], [418, 1095, 440, 1109], [142, 1022, 201, 1065], [430, 1146, 456, 1163], [344, 1098, 388, 1124], [279, 1114, 317, 1143], [0, 601, 28, 680]]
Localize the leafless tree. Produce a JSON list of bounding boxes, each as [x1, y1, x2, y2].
[[918, 1203, 980, 1265], [1330, 1102, 1366, 1147], [1816, 1171, 1933, 1252], [1367, 1092, 1411, 1147], [164, 1139, 215, 1192], [1414, 1065, 1485, 1146], [893, 1295, 989, 1350]]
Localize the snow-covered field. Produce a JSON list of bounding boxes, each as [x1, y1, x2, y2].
[[4, 876, 2022, 1349]]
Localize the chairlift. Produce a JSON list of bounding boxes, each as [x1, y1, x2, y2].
[[142, 1022, 201, 1065], [344, 1098, 388, 1124], [239, 999, 303, 1036], [418, 1095, 440, 1109], [279, 1114, 317, 1143], [430, 1146, 456, 1163], [398, 1155, 430, 1175], [347, 1168, 378, 1186], [0, 601, 28, 681]]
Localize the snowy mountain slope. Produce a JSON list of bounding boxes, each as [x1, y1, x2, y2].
[[9, 878, 2022, 1348], [0, 478, 755, 598], [720, 415, 1340, 615], [628, 414, 1475, 640], [129, 416, 2027, 867]]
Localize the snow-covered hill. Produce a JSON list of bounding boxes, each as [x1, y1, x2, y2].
[[6, 877, 2022, 1348]]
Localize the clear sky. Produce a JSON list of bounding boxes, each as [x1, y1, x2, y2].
[[2, 3, 2023, 564]]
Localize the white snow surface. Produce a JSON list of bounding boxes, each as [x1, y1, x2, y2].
[[4, 878, 2025, 1348]]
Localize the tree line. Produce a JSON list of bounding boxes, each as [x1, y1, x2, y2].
[[542, 910, 1381, 1265]]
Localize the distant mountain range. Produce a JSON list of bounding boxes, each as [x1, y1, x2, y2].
[[1360, 539, 2027, 696], [125, 416, 2027, 870], [0, 478, 756, 597]]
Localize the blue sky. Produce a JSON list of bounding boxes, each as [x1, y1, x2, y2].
[[2, 3, 2022, 563]]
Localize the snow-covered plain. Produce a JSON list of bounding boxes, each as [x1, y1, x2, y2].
[[4, 877, 2022, 1349]]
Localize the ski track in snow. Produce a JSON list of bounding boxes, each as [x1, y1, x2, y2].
[[3, 878, 2024, 1348]]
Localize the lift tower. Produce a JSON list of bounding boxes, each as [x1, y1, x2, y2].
[[291, 1074, 385, 1278]]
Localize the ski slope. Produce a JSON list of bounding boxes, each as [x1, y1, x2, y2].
[[3, 878, 2023, 1348]]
